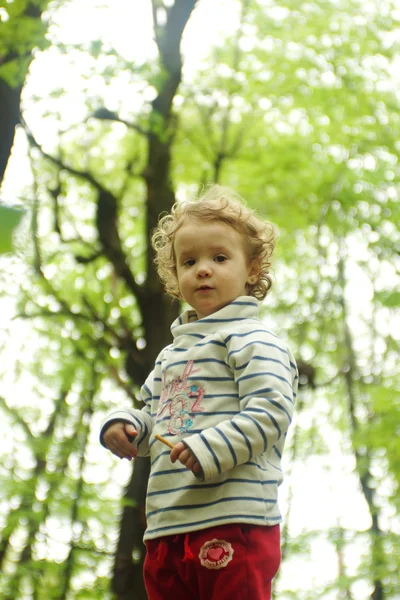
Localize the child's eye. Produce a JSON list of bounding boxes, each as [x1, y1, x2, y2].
[[183, 259, 195, 267], [215, 255, 227, 263]]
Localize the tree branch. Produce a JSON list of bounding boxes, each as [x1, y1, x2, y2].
[[90, 108, 149, 137], [25, 121, 144, 300], [0, 396, 33, 441], [24, 122, 106, 193]]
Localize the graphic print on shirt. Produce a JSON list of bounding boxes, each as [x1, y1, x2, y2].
[[198, 539, 234, 570], [157, 360, 205, 435]]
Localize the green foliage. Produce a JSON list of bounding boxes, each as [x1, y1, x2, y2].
[[0, 0, 399, 598], [0, 205, 25, 254], [0, 0, 50, 85]]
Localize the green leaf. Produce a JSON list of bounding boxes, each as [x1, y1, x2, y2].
[[0, 205, 24, 254], [375, 290, 400, 308]]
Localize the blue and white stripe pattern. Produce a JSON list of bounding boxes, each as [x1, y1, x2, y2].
[[100, 296, 298, 541]]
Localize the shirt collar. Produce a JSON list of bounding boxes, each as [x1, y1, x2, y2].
[[170, 296, 259, 338]]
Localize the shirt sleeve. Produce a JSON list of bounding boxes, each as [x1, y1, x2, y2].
[[183, 329, 298, 481], [99, 369, 154, 457]]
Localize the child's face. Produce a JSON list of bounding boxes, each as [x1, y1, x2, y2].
[[174, 218, 259, 319]]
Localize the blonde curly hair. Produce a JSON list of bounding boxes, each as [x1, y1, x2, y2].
[[151, 185, 276, 301]]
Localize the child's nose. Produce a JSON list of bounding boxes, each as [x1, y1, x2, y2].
[[196, 262, 212, 276]]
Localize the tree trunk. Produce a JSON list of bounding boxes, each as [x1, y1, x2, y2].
[[111, 3, 198, 598], [337, 244, 385, 600], [0, 2, 46, 186], [0, 80, 21, 185]]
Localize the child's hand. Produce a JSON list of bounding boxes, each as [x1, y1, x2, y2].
[[170, 442, 201, 475], [102, 422, 138, 460]]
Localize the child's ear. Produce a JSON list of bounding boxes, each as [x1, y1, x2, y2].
[[247, 258, 261, 284]]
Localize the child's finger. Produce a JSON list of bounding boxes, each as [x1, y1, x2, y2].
[[192, 462, 201, 474], [125, 424, 137, 436], [170, 441, 187, 462], [182, 454, 197, 470], [125, 425, 138, 446], [177, 448, 192, 464], [115, 445, 136, 460], [113, 433, 137, 457], [109, 444, 130, 460]]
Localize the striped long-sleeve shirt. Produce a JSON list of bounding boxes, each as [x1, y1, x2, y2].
[[100, 296, 298, 541]]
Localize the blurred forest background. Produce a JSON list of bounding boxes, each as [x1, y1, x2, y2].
[[0, 0, 399, 599]]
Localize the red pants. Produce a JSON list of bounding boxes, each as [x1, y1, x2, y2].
[[144, 523, 281, 600]]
